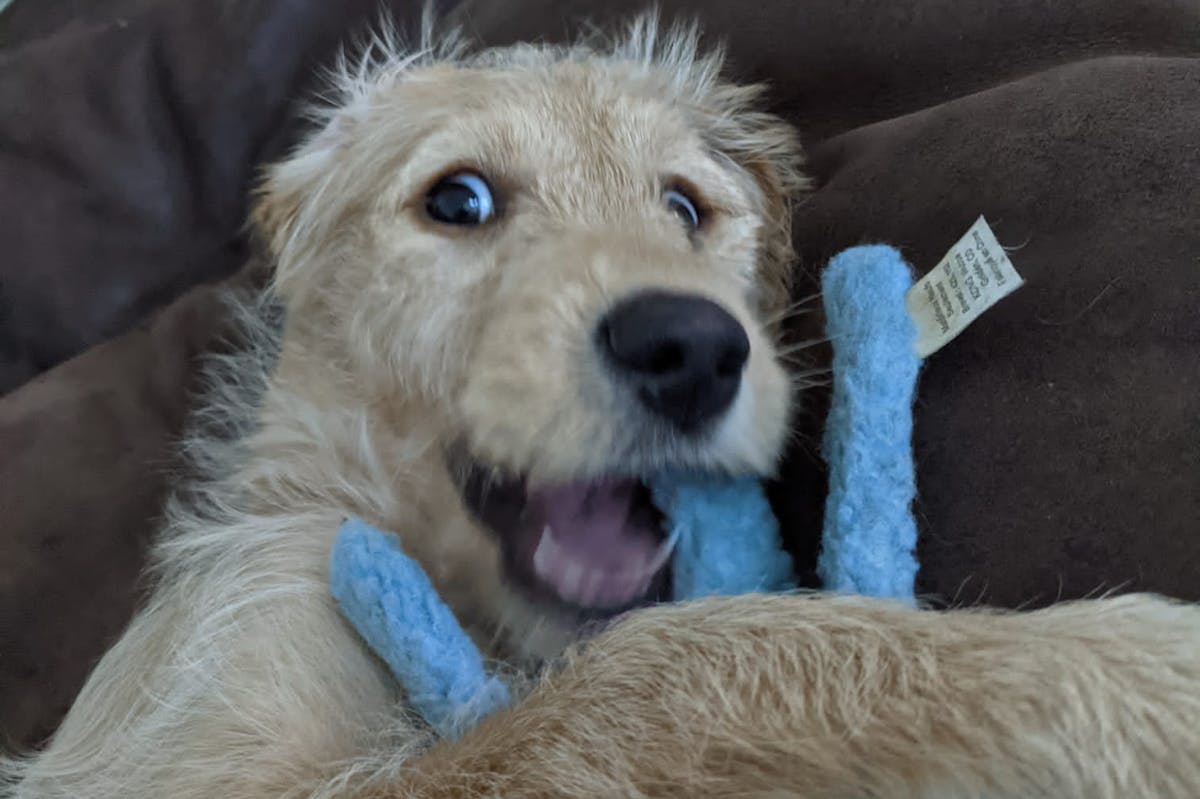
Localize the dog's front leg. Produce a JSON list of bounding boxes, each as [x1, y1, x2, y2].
[[347, 593, 1200, 799]]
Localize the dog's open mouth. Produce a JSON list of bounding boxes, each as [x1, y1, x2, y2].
[[451, 453, 674, 615]]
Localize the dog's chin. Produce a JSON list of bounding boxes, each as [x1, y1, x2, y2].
[[447, 450, 675, 621]]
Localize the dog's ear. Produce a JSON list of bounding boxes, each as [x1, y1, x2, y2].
[[741, 139, 807, 319], [249, 120, 349, 308], [707, 108, 808, 320], [250, 173, 298, 264]]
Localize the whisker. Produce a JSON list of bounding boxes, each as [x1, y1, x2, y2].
[[776, 336, 830, 359], [764, 291, 824, 327], [789, 290, 825, 309], [787, 372, 832, 392]]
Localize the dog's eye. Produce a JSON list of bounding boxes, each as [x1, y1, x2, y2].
[[425, 172, 496, 226], [664, 187, 701, 231]]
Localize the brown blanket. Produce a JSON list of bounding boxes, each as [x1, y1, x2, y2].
[[2, 0, 1198, 750]]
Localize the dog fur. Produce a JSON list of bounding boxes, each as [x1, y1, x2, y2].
[[4, 11, 1199, 799], [366, 593, 1200, 799]]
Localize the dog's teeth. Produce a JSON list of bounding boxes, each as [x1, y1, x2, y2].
[[532, 526, 556, 578], [560, 561, 585, 601], [586, 569, 605, 605]]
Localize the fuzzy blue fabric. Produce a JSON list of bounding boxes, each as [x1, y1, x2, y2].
[[817, 245, 922, 602], [651, 473, 796, 600], [329, 519, 511, 740]]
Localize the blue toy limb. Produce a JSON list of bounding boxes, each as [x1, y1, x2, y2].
[[329, 519, 511, 740], [818, 245, 921, 603], [652, 472, 795, 601]]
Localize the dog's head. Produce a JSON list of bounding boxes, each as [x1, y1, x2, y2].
[[255, 15, 806, 641]]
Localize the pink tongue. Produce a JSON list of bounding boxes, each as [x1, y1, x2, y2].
[[525, 478, 665, 607]]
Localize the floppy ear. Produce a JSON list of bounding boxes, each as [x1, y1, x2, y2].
[[249, 132, 342, 309], [698, 101, 808, 322], [737, 131, 808, 320], [249, 176, 297, 268], [249, 12, 464, 306], [250, 173, 298, 260]]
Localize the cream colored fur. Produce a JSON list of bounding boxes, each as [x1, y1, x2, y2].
[[368, 593, 1200, 799], [4, 12, 1198, 799]]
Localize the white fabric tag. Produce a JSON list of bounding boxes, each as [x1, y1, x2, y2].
[[905, 216, 1024, 358]]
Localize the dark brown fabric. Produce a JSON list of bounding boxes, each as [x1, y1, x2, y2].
[[0, 0, 151, 51], [0, 0, 395, 393], [1, 0, 1198, 750], [457, 0, 1200, 142], [0, 284, 232, 748], [1, 1, 129, 50]]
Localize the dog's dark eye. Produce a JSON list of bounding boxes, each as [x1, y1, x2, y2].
[[425, 172, 496, 226], [664, 187, 701, 231]]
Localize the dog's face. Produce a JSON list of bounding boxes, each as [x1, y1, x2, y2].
[[257, 21, 805, 646]]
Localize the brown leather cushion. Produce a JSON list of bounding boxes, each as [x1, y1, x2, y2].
[[0, 284, 233, 747], [1, 0, 1197, 750]]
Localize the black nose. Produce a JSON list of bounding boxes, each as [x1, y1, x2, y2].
[[598, 290, 750, 432]]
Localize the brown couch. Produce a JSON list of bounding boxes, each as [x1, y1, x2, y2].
[[2, 0, 1198, 750]]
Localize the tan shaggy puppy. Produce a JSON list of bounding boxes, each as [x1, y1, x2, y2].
[[4, 12, 1199, 799]]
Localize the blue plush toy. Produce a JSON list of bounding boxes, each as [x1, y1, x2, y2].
[[329, 244, 922, 740], [817, 246, 921, 601]]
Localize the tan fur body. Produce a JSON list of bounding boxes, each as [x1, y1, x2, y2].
[[3, 13, 1197, 799], [379, 593, 1200, 799]]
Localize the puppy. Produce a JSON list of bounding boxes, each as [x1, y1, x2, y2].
[[6, 13, 1199, 799], [4, 13, 804, 799]]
